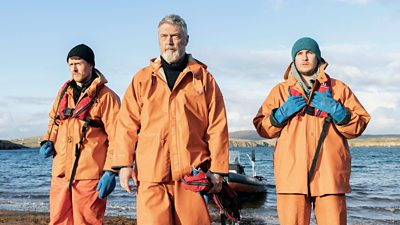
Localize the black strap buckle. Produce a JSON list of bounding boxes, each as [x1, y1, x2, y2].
[[305, 106, 315, 116], [63, 108, 74, 117]]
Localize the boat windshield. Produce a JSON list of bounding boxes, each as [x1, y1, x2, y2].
[[229, 151, 240, 164]]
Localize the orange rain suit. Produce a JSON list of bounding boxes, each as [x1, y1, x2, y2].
[[253, 61, 371, 225], [43, 70, 120, 225], [112, 55, 229, 225]]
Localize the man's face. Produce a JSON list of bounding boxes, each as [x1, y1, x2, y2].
[[68, 58, 93, 86], [158, 23, 188, 63], [294, 50, 318, 76]]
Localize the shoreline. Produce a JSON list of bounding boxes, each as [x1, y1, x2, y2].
[[0, 210, 136, 225]]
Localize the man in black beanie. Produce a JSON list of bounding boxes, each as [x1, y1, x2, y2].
[[40, 43, 120, 224], [67, 44, 95, 66]]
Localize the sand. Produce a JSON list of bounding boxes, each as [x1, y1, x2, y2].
[[0, 210, 135, 225], [0, 210, 269, 225]]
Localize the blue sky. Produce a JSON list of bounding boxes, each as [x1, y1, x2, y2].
[[0, 0, 399, 139]]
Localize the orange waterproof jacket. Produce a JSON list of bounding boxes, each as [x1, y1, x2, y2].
[[112, 55, 229, 182], [44, 70, 120, 180], [253, 61, 371, 196]]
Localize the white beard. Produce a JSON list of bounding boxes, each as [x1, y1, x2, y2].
[[161, 49, 184, 64]]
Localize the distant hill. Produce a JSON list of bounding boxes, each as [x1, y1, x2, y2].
[[0, 140, 27, 149], [229, 130, 264, 140], [229, 130, 400, 148], [356, 134, 400, 139], [1, 132, 400, 150], [0, 136, 42, 150], [229, 130, 400, 140]]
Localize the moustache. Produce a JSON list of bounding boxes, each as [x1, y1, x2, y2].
[[165, 47, 176, 51]]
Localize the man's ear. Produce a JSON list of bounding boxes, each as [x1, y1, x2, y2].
[[185, 35, 189, 46]]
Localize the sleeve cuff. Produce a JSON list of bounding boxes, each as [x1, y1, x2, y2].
[[269, 108, 288, 128], [334, 109, 351, 126], [111, 165, 132, 171]]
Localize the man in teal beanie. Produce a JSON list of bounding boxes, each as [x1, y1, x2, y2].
[[291, 37, 322, 62], [254, 37, 371, 225]]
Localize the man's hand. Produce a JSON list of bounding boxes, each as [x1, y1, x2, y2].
[[206, 171, 223, 194], [119, 167, 138, 193], [311, 90, 346, 122], [96, 171, 117, 199], [274, 95, 307, 123], [39, 141, 55, 158]]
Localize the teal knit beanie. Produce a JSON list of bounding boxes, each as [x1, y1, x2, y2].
[[291, 37, 321, 62]]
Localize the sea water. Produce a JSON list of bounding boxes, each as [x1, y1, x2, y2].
[[0, 147, 399, 225]]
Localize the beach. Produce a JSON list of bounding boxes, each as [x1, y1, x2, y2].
[[0, 210, 136, 225], [0, 209, 269, 225]]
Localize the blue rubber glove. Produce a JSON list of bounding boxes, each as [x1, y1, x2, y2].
[[97, 171, 116, 199], [39, 141, 55, 158], [274, 96, 307, 123], [311, 90, 346, 123]]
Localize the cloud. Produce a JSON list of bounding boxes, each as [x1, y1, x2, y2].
[[198, 43, 400, 134], [6, 96, 53, 105], [0, 111, 19, 138], [365, 101, 400, 134], [324, 45, 400, 92], [0, 97, 51, 139]]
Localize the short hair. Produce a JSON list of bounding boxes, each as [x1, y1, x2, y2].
[[158, 14, 188, 36]]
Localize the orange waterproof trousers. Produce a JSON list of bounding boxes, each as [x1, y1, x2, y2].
[[49, 176, 106, 225], [136, 181, 210, 225], [277, 194, 347, 225]]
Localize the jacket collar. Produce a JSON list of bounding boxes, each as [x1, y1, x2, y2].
[[284, 59, 329, 86], [68, 69, 107, 98], [149, 54, 208, 82]]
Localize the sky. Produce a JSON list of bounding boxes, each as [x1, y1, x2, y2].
[[0, 0, 399, 139]]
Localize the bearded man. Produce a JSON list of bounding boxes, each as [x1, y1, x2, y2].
[[112, 14, 229, 225]]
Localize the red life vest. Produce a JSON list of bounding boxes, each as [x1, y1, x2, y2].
[[53, 80, 104, 190], [289, 75, 331, 118], [57, 81, 103, 121]]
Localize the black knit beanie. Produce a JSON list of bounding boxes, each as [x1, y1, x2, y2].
[[67, 44, 95, 66]]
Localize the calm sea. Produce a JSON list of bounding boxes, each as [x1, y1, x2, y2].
[[0, 147, 399, 225]]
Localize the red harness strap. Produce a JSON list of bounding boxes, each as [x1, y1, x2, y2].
[[58, 81, 104, 121], [289, 75, 331, 118]]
